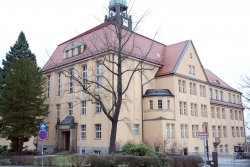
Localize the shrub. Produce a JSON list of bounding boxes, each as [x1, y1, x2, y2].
[[122, 143, 165, 157]]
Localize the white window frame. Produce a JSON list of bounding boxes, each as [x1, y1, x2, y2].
[[95, 124, 101, 139], [56, 104, 61, 118], [96, 101, 101, 113], [133, 124, 140, 135], [158, 99, 162, 110], [69, 68, 74, 93], [81, 124, 86, 139], [96, 62, 102, 88], [68, 102, 73, 116], [81, 101, 86, 115], [149, 100, 153, 110], [58, 73, 62, 96], [82, 64, 87, 88]]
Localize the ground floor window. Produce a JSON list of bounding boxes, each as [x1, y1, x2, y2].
[[94, 150, 101, 154], [81, 149, 85, 154]]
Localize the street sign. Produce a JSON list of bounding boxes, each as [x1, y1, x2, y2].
[[40, 123, 46, 131], [199, 136, 208, 140], [38, 130, 48, 140], [198, 132, 208, 137]]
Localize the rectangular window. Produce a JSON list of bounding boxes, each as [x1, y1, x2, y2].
[[191, 103, 197, 116], [95, 124, 101, 139], [237, 95, 240, 104], [204, 105, 207, 117], [58, 73, 62, 96], [228, 93, 232, 103], [56, 104, 61, 118], [200, 85, 206, 97], [178, 80, 186, 93], [47, 75, 51, 98], [94, 150, 101, 154], [215, 90, 218, 100], [189, 82, 196, 95], [96, 101, 101, 113], [218, 126, 221, 138], [240, 127, 244, 137], [133, 124, 140, 135], [149, 100, 153, 110], [209, 88, 213, 99], [179, 102, 183, 115], [81, 149, 86, 154], [220, 91, 223, 101], [235, 110, 238, 120], [158, 99, 162, 110], [232, 127, 235, 137], [222, 108, 225, 119], [183, 102, 187, 115], [82, 64, 87, 88], [69, 68, 74, 93], [68, 102, 73, 116], [225, 145, 228, 153], [96, 62, 102, 88], [192, 125, 198, 138], [81, 101, 86, 115], [212, 126, 216, 137], [189, 65, 195, 75], [230, 110, 234, 120], [223, 126, 227, 137], [167, 100, 170, 110], [185, 124, 188, 138], [211, 107, 215, 118], [232, 94, 236, 103], [181, 124, 184, 138], [81, 124, 86, 139], [219, 145, 223, 153], [239, 111, 242, 120], [216, 107, 220, 119]]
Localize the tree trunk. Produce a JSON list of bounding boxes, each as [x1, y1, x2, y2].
[[109, 120, 118, 153]]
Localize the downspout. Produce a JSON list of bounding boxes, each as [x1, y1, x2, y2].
[[141, 63, 144, 142]]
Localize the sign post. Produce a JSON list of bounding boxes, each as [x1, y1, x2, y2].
[[198, 132, 209, 165], [39, 123, 47, 167]]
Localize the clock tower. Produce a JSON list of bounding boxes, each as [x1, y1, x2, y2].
[[105, 0, 132, 30]]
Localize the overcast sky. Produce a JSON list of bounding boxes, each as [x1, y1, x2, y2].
[[0, 0, 249, 132]]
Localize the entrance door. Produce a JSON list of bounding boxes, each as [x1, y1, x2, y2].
[[64, 131, 70, 151]]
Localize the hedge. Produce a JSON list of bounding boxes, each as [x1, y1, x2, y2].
[[0, 154, 203, 167]]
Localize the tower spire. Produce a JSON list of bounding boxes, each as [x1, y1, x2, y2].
[[105, 0, 132, 30]]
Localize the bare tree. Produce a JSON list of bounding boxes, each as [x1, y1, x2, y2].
[[57, 8, 159, 153], [240, 75, 250, 131]]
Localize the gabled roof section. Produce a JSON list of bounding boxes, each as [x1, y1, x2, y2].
[[42, 22, 165, 72], [156, 40, 189, 76], [204, 69, 239, 92]]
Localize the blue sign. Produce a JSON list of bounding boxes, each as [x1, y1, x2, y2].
[[38, 130, 48, 141], [40, 123, 46, 131]]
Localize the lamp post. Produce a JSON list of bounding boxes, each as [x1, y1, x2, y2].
[[203, 122, 209, 162]]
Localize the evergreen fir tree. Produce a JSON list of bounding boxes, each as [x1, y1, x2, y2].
[[0, 31, 36, 82], [0, 32, 48, 152], [0, 59, 48, 152]]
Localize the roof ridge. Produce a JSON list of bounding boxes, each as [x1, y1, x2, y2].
[[59, 22, 112, 46]]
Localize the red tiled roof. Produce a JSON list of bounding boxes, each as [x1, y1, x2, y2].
[[155, 40, 189, 76], [204, 69, 239, 92], [42, 22, 238, 93], [42, 22, 166, 72]]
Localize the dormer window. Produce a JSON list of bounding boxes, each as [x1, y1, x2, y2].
[[64, 41, 86, 59]]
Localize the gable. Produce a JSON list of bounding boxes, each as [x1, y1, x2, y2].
[[174, 41, 208, 82]]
